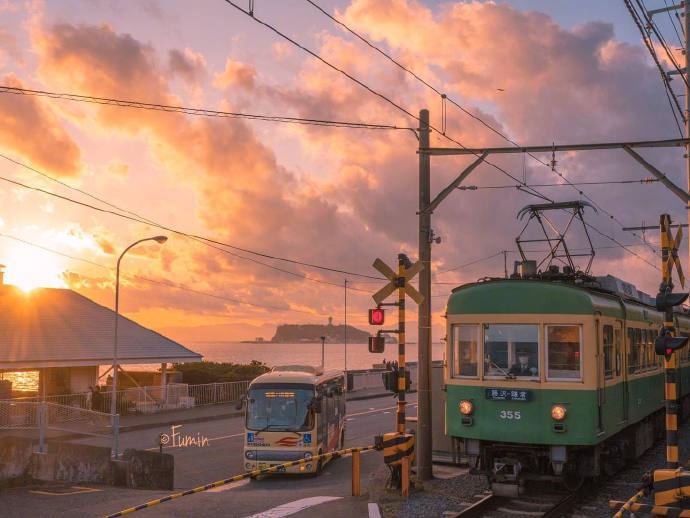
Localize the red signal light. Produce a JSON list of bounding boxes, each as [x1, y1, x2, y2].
[[369, 308, 385, 325], [666, 348, 673, 356]]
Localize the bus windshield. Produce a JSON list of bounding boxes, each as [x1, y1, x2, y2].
[[246, 387, 314, 432]]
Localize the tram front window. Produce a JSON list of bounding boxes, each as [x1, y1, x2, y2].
[[484, 324, 539, 378], [246, 387, 314, 432]]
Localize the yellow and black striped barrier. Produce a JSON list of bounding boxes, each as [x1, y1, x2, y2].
[[611, 489, 647, 518], [104, 445, 376, 518], [382, 432, 415, 467], [654, 468, 690, 506], [610, 498, 690, 516]]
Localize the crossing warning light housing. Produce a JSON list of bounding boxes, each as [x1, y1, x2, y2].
[[655, 291, 689, 312], [368, 308, 385, 326], [655, 328, 689, 358], [368, 335, 385, 353]]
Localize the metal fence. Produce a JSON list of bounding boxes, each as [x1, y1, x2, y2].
[[0, 400, 118, 455], [5, 380, 250, 416]]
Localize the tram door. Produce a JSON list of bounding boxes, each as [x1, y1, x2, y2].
[[616, 321, 628, 423], [596, 320, 603, 431]]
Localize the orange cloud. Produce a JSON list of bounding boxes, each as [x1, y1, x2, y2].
[[0, 75, 81, 177], [214, 59, 256, 90]]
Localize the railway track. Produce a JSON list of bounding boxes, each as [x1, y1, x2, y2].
[[450, 491, 577, 518]]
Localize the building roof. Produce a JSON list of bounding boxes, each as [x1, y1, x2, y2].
[[0, 286, 202, 369]]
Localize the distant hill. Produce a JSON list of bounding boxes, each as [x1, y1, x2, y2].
[[271, 323, 393, 343]]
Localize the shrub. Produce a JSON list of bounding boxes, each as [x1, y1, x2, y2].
[[173, 361, 270, 384]]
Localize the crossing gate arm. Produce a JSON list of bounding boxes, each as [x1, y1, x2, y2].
[[103, 445, 377, 518]]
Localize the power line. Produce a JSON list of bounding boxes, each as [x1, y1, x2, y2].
[[0, 85, 413, 131], [457, 178, 660, 190], [0, 153, 376, 292], [304, 0, 661, 257], [436, 251, 504, 274], [0, 166, 384, 283], [222, 0, 552, 203], [623, 0, 686, 132], [0, 232, 335, 315]]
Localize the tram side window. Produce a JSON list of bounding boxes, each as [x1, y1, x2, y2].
[[603, 325, 613, 379], [451, 325, 479, 378], [614, 327, 622, 376], [484, 324, 539, 378], [546, 325, 581, 380], [640, 330, 648, 370], [627, 328, 639, 373]]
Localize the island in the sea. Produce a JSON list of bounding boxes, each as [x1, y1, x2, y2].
[[242, 317, 395, 344]]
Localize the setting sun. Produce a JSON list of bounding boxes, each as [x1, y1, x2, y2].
[[3, 248, 68, 293]]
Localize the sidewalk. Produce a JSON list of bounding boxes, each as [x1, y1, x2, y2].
[[114, 389, 393, 433]]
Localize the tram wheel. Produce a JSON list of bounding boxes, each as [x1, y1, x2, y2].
[[563, 464, 584, 492]]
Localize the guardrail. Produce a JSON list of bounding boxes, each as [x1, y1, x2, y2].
[[104, 445, 378, 518], [4, 380, 250, 416], [0, 400, 117, 455]]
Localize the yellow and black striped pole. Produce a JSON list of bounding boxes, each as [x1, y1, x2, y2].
[[661, 214, 680, 469], [397, 253, 406, 434]]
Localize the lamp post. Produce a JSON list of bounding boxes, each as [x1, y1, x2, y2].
[[110, 236, 168, 437], [320, 335, 326, 370]]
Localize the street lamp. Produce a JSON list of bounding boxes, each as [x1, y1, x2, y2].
[[110, 236, 168, 436]]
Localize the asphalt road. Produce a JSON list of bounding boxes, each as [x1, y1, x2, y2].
[[2, 394, 417, 518]]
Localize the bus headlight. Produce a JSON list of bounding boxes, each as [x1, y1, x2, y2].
[[551, 405, 567, 421], [304, 452, 312, 460], [245, 450, 256, 459], [459, 400, 474, 415]]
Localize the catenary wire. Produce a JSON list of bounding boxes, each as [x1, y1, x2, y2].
[[305, 0, 662, 256], [0, 85, 413, 131]]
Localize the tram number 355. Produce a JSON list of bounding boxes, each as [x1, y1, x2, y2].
[[499, 410, 521, 420]]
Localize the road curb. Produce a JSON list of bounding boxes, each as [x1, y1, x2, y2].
[[119, 410, 245, 433], [346, 390, 416, 402]]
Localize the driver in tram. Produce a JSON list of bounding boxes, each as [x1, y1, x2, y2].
[[509, 350, 537, 376]]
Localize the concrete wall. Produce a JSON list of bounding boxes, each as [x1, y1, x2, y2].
[[50, 442, 114, 485], [0, 436, 33, 485], [0, 436, 173, 490]]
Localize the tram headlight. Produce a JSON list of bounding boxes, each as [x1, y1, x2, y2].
[[551, 405, 567, 421], [459, 400, 474, 415]]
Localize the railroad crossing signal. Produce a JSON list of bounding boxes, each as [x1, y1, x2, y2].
[[372, 257, 424, 306], [661, 213, 685, 288]]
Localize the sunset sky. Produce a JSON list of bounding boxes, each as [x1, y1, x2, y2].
[[0, 0, 687, 343]]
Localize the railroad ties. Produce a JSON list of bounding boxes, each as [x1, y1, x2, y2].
[[447, 492, 577, 518]]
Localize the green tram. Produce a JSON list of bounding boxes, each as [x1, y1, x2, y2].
[[444, 270, 690, 495]]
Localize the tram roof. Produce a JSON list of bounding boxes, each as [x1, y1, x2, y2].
[[446, 278, 647, 319]]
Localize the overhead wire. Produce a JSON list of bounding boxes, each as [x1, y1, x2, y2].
[[222, 0, 552, 203], [0, 232, 334, 315], [304, 0, 663, 258], [623, 0, 686, 133], [0, 85, 413, 131], [0, 165, 382, 284], [456, 178, 661, 190]]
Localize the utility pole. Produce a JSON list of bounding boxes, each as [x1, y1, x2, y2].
[[683, 0, 690, 274], [417, 109, 433, 481], [344, 279, 348, 376]]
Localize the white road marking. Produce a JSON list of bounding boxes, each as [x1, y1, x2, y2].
[[368, 503, 382, 518], [244, 496, 342, 518], [206, 478, 250, 493]]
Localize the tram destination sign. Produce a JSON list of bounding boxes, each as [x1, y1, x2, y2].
[[485, 388, 532, 402]]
